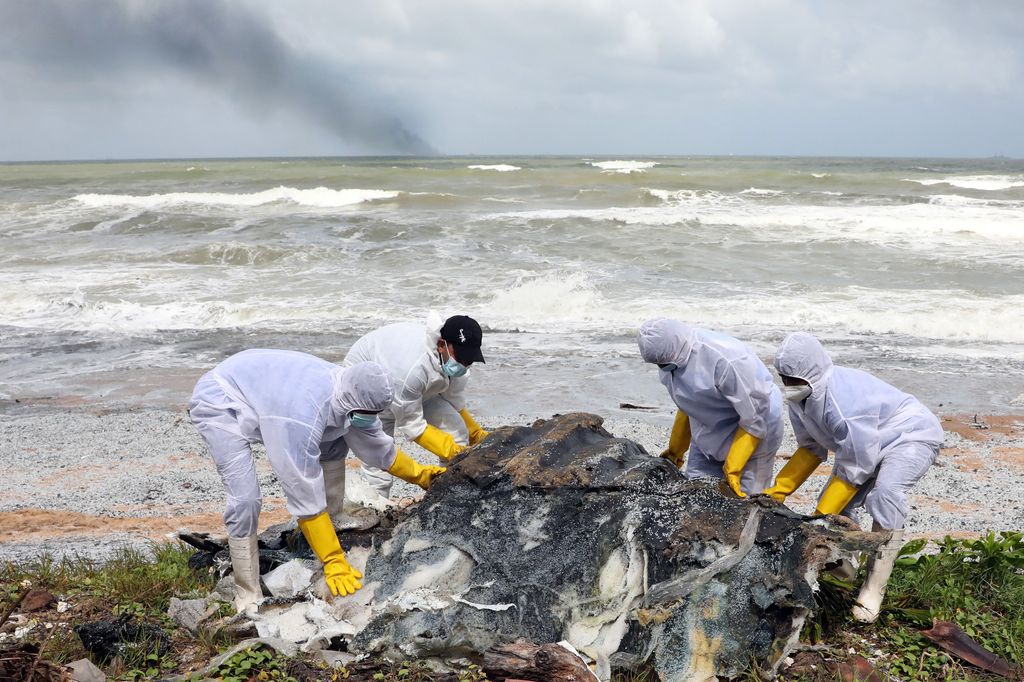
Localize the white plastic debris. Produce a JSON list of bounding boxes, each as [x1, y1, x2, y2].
[[263, 560, 315, 599]]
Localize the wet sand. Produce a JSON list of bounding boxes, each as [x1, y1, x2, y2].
[[1, 405, 1021, 563]]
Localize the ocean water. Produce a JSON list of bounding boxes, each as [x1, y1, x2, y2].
[[1, 155, 1023, 416]]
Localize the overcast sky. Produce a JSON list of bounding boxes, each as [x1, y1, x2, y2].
[[1, 0, 1022, 160]]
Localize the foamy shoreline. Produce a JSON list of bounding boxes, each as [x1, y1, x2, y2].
[[1, 405, 1021, 563]]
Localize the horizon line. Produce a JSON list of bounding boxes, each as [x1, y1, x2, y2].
[[1, 152, 1019, 165]]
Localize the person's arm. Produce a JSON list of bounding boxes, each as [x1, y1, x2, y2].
[[343, 420, 445, 489], [716, 360, 767, 496], [260, 413, 365, 598], [762, 447, 822, 502], [660, 410, 691, 468], [458, 408, 489, 446], [832, 410, 883, 487], [814, 406, 882, 515]]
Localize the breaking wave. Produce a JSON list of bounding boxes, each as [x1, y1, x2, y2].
[[902, 175, 1024, 191], [589, 160, 658, 174], [473, 273, 1024, 345], [467, 164, 522, 172], [73, 186, 400, 209]]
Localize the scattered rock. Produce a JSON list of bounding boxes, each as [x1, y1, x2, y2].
[[833, 654, 884, 682], [20, 588, 55, 612], [167, 597, 219, 633], [67, 657, 107, 682]]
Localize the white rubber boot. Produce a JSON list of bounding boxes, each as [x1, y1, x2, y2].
[[228, 534, 263, 613], [852, 525, 904, 623], [322, 457, 347, 527]]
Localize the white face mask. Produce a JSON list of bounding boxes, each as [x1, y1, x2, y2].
[[783, 385, 812, 402]]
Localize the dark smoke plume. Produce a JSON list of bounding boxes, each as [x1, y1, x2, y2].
[[0, 0, 434, 154]]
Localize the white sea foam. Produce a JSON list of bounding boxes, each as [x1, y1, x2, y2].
[[902, 175, 1024, 191], [589, 160, 658, 174], [739, 187, 784, 197], [811, 173, 830, 178], [0, 286, 376, 333], [73, 186, 400, 209], [489, 189, 1024, 251], [3, 264, 1024, 351], [480, 272, 607, 326], [466, 271, 1024, 344], [467, 164, 522, 172]]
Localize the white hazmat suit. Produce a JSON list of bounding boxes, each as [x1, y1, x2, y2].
[[773, 332, 943, 530], [638, 318, 783, 493], [344, 317, 470, 496], [188, 349, 397, 538]]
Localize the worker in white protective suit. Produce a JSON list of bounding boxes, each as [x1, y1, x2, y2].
[[344, 314, 489, 497], [762, 332, 944, 623], [188, 349, 446, 612], [637, 318, 783, 497]]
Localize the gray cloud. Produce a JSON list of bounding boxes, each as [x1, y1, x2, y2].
[[0, 0, 433, 155], [1, 0, 1022, 159]]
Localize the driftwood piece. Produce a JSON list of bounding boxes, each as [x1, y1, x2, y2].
[[922, 619, 1024, 680], [483, 642, 597, 682]]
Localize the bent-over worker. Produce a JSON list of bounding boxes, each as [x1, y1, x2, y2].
[[638, 318, 783, 496], [189, 349, 445, 611], [763, 332, 943, 623]]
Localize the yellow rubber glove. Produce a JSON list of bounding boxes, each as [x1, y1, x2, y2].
[[413, 424, 465, 461], [762, 447, 822, 502], [388, 448, 446, 489], [723, 426, 761, 498], [297, 511, 362, 597], [815, 476, 859, 516], [660, 410, 691, 468], [458, 408, 489, 446]]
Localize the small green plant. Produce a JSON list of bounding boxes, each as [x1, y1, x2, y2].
[[117, 650, 169, 681], [211, 646, 296, 682], [456, 663, 488, 681]]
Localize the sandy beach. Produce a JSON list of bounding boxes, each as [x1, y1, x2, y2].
[[2, 401, 1021, 564]]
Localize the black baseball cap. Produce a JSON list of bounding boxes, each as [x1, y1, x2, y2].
[[440, 315, 485, 364]]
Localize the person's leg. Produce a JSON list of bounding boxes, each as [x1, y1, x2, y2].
[[422, 396, 469, 446], [853, 441, 938, 623], [357, 416, 396, 498], [321, 456, 347, 527], [684, 448, 723, 480], [191, 403, 263, 612]]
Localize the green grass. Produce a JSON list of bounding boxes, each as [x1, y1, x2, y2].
[[790, 531, 1024, 682], [1, 543, 214, 617]]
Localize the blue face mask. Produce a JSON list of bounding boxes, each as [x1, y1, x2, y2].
[[658, 363, 678, 373], [349, 412, 380, 429], [441, 356, 468, 378]]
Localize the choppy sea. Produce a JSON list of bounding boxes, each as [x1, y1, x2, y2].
[[1, 156, 1022, 416]]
